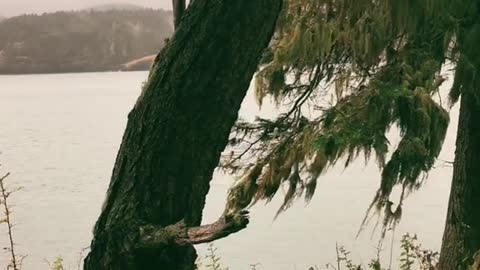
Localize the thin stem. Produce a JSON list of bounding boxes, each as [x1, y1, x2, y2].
[[336, 242, 342, 270], [0, 172, 19, 270]]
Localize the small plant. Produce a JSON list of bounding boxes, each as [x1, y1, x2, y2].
[[325, 244, 369, 270], [50, 257, 66, 270], [204, 243, 228, 270], [399, 234, 438, 270], [400, 234, 417, 270], [323, 234, 438, 270], [0, 169, 25, 270], [196, 244, 229, 270], [337, 244, 363, 270]]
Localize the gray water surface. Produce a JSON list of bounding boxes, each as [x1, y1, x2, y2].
[[0, 71, 458, 269]]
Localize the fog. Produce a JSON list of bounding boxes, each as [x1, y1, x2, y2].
[[0, 0, 172, 17]]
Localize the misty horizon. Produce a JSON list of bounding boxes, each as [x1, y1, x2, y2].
[[1, 0, 173, 17]]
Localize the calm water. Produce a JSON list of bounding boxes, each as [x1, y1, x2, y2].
[[0, 71, 459, 269]]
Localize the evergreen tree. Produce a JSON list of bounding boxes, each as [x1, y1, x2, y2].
[[84, 1, 282, 269], [222, 1, 479, 268]]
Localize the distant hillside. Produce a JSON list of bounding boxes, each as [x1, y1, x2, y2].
[[86, 3, 148, 12], [0, 9, 173, 74]]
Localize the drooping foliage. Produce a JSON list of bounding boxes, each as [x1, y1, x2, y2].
[[222, 0, 479, 229]]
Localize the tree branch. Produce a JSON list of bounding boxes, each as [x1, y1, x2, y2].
[[138, 210, 249, 248]]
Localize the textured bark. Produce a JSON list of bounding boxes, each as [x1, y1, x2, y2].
[[83, 1, 282, 269], [172, 0, 186, 29], [137, 210, 250, 248], [438, 23, 480, 270], [438, 92, 480, 270]]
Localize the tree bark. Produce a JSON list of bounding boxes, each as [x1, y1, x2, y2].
[[83, 1, 282, 269], [438, 22, 480, 270], [172, 0, 186, 30], [438, 93, 480, 269]]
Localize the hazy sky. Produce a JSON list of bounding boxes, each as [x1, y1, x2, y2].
[[1, 0, 173, 17]]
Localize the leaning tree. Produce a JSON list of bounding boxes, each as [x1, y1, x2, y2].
[[84, 0, 282, 269]]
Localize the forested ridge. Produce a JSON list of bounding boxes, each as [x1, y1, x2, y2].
[[0, 9, 173, 74]]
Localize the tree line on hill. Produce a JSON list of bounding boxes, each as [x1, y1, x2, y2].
[[0, 9, 173, 74]]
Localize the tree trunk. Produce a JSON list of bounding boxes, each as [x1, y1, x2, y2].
[[438, 92, 480, 269], [83, 1, 282, 269], [438, 22, 480, 270], [172, 0, 186, 30]]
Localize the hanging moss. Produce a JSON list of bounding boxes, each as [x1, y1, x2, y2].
[[223, 0, 478, 229]]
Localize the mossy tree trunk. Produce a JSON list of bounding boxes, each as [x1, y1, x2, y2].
[[83, 1, 282, 269], [438, 91, 480, 269], [438, 23, 480, 270]]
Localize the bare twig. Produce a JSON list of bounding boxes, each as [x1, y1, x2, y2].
[[0, 172, 20, 270], [336, 243, 342, 270]]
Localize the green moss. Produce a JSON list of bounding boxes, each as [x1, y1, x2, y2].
[[224, 0, 478, 229]]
